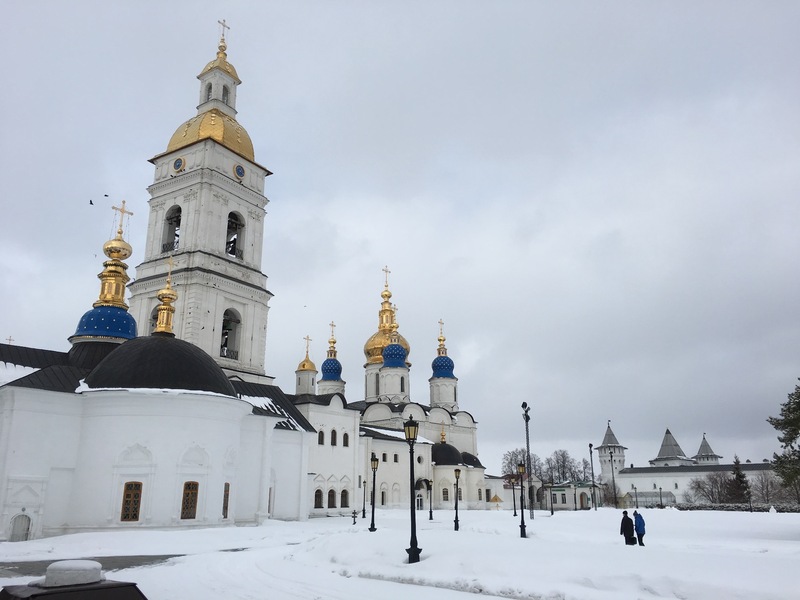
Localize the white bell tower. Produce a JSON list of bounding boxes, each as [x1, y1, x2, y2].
[[129, 30, 273, 383]]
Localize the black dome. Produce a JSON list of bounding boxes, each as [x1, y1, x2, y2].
[[461, 452, 484, 468], [432, 442, 462, 466], [85, 334, 236, 396]]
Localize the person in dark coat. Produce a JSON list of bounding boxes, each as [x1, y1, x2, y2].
[[620, 510, 636, 545], [633, 510, 646, 546]]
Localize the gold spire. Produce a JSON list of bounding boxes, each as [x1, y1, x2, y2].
[[363, 266, 410, 364], [297, 335, 317, 371], [153, 256, 178, 336], [437, 318, 448, 357], [93, 201, 134, 309], [326, 321, 338, 359]]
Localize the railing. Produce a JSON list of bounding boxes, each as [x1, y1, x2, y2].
[[162, 240, 179, 253], [220, 348, 239, 360]]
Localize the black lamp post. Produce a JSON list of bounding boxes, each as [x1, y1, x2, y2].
[[368, 452, 378, 532], [610, 450, 618, 508], [633, 486, 638, 509], [589, 443, 597, 510], [549, 478, 554, 516], [658, 486, 663, 508], [425, 478, 433, 520], [453, 468, 461, 531], [509, 475, 517, 516], [517, 462, 527, 538], [362, 475, 367, 519], [521, 402, 533, 519], [404, 417, 422, 563], [573, 486, 577, 511]]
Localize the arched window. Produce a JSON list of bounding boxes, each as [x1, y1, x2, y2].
[[120, 481, 142, 522], [317, 431, 325, 445], [205, 83, 212, 102], [342, 433, 349, 447], [226, 212, 244, 259], [327, 489, 336, 508], [181, 481, 199, 519], [478, 488, 482, 501], [382, 453, 387, 462], [314, 489, 323, 508], [9, 514, 31, 542], [442, 488, 449, 502], [393, 454, 398, 463], [331, 430, 337, 446], [222, 483, 230, 519], [400, 376, 405, 393], [341, 490, 349, 508], [380, 490, 387, 506], [220, 309, 241, 360], [375, 373, 379, 395], [458, 487, 463, 501], [222, 85, 230, 105], [149, 306, 159, 334], [162, 206, 181, 253]]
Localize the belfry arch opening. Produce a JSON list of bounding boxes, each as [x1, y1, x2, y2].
[[205, 83, 212, 102], [222, 85, 230, 105], [162, 206, 181, 253], [225, 212, 244, 260], [220, 309, 242, 360]]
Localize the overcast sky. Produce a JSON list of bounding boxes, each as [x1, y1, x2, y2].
[[2, 1, 799, 474]]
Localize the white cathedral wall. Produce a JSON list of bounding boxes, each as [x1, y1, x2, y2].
[[0, 388, 83, 540], [60, 390, 251, 535], [300, 399, 362, 517], [270, 428, 310, 521]]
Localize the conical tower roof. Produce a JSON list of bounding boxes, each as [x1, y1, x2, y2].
[[693, 433, 722, 460], [597, 422, 627, 450], [654, 428, 688, 461]]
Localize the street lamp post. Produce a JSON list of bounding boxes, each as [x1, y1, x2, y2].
[[573, 486, 577, 511], [610, 450, 618, 508], [517, 462, 527, 538], [549, 478, 554, 516], [362, 475, 367, 519], [658, 486, 663, 509], [589, 443, 597, 511], [404, 417, 422, 563], [368, 453, 379, 532], [521, 402, 533, 519], [453, 468, 461, 531], [509, 475, 517, 516], [634, 486, 638, 509], [425, 478, 433, 520]]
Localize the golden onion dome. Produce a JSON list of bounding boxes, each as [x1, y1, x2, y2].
[[198, 39, 241, 84], [363, 329, 410, 365], [102, 236, 132, 261], [166, 108, 255, 161], [297, 353, 317, 372]]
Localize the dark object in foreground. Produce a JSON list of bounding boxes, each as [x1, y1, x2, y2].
[[1, 560, 149, 599]]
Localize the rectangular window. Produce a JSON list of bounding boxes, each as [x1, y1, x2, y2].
[[551, 493, 557, 504], [181, 481, 199, 519], [561, 493, 567, 504], [222, 482, 230, 519], [458, 488, 463, 501], [393, 454, 399, 463], [121, 481, 142, 522], [382, 453, 387, 462], [674, 482, 678, 490], [478, 489, 482, 500]]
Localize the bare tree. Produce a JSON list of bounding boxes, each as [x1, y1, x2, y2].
[[751, 470, 781, 504], [688, 472, 731, 504], [501, 448, 531, 476]]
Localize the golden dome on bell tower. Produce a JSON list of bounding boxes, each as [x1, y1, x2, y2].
[[363, 266, 410, 365]]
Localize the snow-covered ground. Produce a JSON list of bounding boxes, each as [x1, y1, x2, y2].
[[0, 508, 796, 599]]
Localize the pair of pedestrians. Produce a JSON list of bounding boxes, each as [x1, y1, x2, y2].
[[620, 510, 645, 546]]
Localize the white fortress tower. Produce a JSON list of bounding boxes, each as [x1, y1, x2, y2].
[[595, 421, 627, 488], [129, 32, 273, 383]]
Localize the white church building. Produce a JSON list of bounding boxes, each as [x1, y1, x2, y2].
[[0, 34, 491, 542]]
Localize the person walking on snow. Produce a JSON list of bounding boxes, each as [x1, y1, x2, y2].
[[633, 510, 646, 546], [620, 510, 636, 545]]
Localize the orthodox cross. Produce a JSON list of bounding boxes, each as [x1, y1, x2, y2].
[[438, 318, 445, 337], [165, 255, 175, 285], [303, 335, 312, 355], [5, 336, 13, 345], [329, 321, 336, 338], [218, 19, 230, 40], [111, 200, 134, 235], [382, 265, 391, 287]]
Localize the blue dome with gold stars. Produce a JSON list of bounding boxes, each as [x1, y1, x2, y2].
[[382, 342, 407, 368], [431, 354, 455, 378], [71, 306, 137, 341], [320, 357, 343, 381]]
